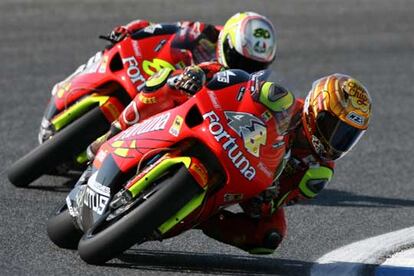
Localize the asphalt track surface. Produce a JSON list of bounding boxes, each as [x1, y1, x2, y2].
[[0, 0, 413, 275]]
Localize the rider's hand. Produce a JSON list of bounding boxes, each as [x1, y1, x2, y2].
[[108, 26, 129, 43], [175, 66, 206, 95]]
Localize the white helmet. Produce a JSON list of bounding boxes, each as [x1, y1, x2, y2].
[[217, 12, 277, 73]]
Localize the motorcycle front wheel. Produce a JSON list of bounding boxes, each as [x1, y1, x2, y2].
[[7, 107, 109, 187], [47, 205, 83, 250], [78, 165, 204, 265]]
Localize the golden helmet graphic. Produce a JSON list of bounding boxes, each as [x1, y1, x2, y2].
[[302, 73, 372, 160]]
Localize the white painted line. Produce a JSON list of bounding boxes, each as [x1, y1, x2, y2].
[[311, 226, 414, 276], [376, 248, 414, 276], [381, 248, 414, 267]]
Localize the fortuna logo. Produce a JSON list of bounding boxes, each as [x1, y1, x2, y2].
[[117, 113, 170, 140], [224, 111, 267, 157], [203, 111, 256, 181]]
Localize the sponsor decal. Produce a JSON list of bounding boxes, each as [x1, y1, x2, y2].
[[203, 111, 256, 181], [272, 140, 285, 149], [175, 61, 187, 70], [254, 40, 267, 53], [207, 90, 221, 110], [154, 39, 167, 52], [122, 56, 146, 89], [66, 196, 76, 216], [169, 115, 184, 137], [122, 101, 140, 125], [132, 40, 142, 58], [138, 94, 157, 104], [117, 112, 170, 140], [142, 58, 175, 76], [258, 162, 273, 178], [237, 86, 246, 101], [261, 110, 272, 122], [224, 111, 267, 157], [347, 111, 365, 126], [224, 193, 244, 203], [83, 172, 110, 215], [143, 24, 162, 34], [249, 70, 265, 94], [98, 55, 108, 73], [343, 80, 370, 112], [216, 70, 236, 83], [190, 162, 208, 187], [56, 82, 71, 98], [95, 149, 107, 163]]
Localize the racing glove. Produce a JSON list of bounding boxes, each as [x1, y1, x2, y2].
[[174, 66, 206, 95]]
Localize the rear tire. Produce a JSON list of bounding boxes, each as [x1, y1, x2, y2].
[[7, 107, 109, 187], [78, 166, 203, 265], [47, 207, 82, 250]]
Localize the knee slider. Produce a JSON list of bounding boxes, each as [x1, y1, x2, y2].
[[248, 230, 283, 255]]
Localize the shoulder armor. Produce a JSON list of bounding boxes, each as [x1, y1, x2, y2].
[[259, 82, 295, 112]]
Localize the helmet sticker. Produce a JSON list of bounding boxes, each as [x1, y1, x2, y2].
[[347, 111, 365, 126], [343, 80, 370, 113], [242, 19, 275, 61]]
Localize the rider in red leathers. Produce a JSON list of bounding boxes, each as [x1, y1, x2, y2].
[[88, 64, 371, 254], [88, 12, 277, 154], [201, 74, 372, 254]]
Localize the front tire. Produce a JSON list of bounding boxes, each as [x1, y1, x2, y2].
[[7, 107, 109, 187], [47, 207, 82, 250], [78, 165, 203, 265]]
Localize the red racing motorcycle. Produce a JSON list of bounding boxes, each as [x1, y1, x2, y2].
[[47, 69, 290, 264], [8, 23, 199, 187]]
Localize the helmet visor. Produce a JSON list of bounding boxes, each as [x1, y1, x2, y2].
[[316, 111, 364, 156], [223, 36, 269, 73]]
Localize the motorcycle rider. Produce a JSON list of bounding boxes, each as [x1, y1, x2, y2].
[[105, 11, 276, 71], [87, 11, 277, 156], [88, 56, 371, 253], [200, 73, 372, 254]]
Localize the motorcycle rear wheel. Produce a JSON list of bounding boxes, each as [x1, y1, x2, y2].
[[7, 107, 109, 187], [78, 165, 203, 265]]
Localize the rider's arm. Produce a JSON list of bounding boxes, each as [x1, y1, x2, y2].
[[108, 19, 151, 42], [118, 68, 188, 130], [275, 161, 335, 208]]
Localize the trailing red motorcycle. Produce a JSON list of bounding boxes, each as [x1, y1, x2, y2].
[[47, 69, 291, 264], [8, 24, 197, 187]]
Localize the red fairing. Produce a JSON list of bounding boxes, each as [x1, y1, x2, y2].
[[49, 29, 192, 120], [95, 77, 287, 214]]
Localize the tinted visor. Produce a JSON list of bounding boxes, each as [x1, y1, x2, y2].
[[223, 37, 269, 73], [316, 111, 364, 154]]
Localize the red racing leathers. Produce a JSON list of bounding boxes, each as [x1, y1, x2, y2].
[[110, 19, 220, 64], [201, 99, 335, 254]]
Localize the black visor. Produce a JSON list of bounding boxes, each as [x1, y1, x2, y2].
[[316, 111, 364, 154], [223, 37, 270, 73]]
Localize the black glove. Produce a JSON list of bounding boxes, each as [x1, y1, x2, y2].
[[175, 66, 206, 95], [100, 26, 129, 44]]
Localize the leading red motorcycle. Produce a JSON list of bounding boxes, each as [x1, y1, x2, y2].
[[47, 69, 292, 264]]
